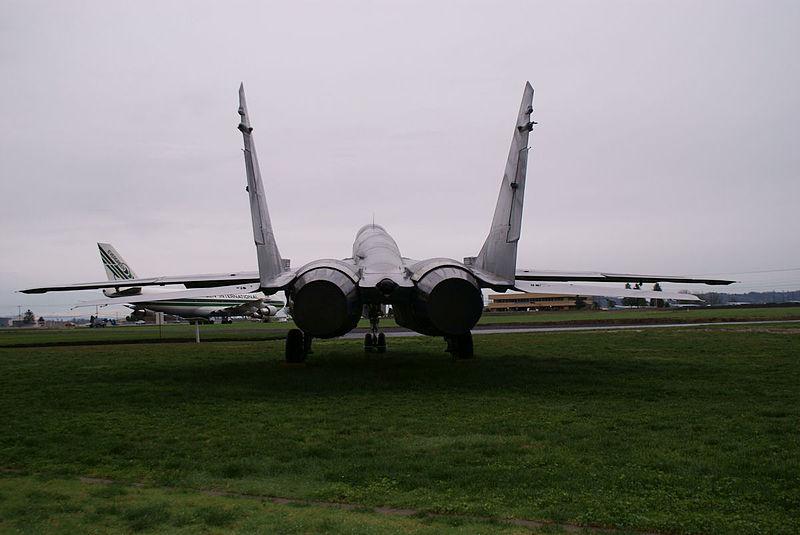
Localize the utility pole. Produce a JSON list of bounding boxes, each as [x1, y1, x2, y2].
[[17, 305, 21, 321]]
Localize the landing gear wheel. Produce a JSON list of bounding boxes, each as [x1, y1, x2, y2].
[[376, 332, 386, 353], [448, 333, 474, 360], [285, 329, 307, 363], [364, 333, 375, 352]]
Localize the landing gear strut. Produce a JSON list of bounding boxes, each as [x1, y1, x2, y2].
[[364, 305, 387, 353], [445, 333, 473, 360], [285, 328, 310, 363]]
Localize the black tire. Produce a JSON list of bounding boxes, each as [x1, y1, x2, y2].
[[452, 333, 474, 359], [376, 332, 386, 353], [364, 333, 375, 352], [285, 329, 306, 363]]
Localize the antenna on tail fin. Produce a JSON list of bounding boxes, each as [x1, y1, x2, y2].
[[474, 82, 535, 283], [238, 83, 285, 287]]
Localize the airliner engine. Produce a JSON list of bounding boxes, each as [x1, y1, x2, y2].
[[289, 265, 361, 338], [257, 305, 279, 317], [394, 267, 484, 336]]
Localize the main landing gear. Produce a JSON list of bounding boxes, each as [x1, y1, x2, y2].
[[364, 305, 387, 353], [285, 329, 311, 364], [445, 332, 474, 360], [364, 331, 386, 353]]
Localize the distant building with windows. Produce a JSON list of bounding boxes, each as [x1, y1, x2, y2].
[[487, 293, 594, 312]]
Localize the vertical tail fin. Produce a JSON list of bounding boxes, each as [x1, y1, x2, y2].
[[238, 83, 285, 287], [475, 82, 535, 282], [97, 243, 137, 281]]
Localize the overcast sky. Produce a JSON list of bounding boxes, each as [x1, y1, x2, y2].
[[1, 0, 799, 317]]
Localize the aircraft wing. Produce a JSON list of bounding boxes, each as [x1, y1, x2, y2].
[[72, 284, 263, 308], [20, 270, 296, 294], [518, 282, 701, 301], [515, 269, 734, 286]]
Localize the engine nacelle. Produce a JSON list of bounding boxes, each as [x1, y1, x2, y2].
[[257, 305, 279, 317], [394, 266, 483, 336], [289, 264, 361, 338], [102, 286, 142, 298]]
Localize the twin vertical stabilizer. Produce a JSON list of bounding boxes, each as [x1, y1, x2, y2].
[[475, 82, 535, 283], [238, 83, 286, 287]]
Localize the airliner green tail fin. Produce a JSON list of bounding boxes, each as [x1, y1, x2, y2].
[[97, 243, 137, 281]]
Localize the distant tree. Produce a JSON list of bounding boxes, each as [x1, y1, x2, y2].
[[575, 296, 587, 310], [623, 283, 648, 307], [22, 309, 35, 324], [650, 283, 666, 308]]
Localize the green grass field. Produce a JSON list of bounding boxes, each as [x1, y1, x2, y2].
[[1, 306, 799, 348], [1, 324, 798, 534]]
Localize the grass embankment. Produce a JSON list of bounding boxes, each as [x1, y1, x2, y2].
[[1, 326, 798, 533], [477, 305, 800, 325], [1, 306, 799, 348]]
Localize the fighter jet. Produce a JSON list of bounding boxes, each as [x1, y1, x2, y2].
[[22, 83, 733, 361]]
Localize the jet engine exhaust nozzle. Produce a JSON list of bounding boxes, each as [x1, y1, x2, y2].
[[395, 267, 483, 336], [290, 267, 361, 338], [424, 274, 483, 335]]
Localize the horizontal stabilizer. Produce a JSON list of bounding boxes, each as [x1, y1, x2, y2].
[[73, 283, 262, 308], [515, 269, 734, 286], [21, 272, 260, 293], [518, 282, 701, 301], [20, 269, 296, 294]]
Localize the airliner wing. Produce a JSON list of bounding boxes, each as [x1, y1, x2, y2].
[[515, 269, 734, 286], [20, 270, 295, 294], [519, 282, 702, 301]]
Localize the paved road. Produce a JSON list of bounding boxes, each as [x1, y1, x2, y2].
[[341, 319, 800, 339]]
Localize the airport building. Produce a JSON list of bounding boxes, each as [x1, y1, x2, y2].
[[486, 293, 594, 312]]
